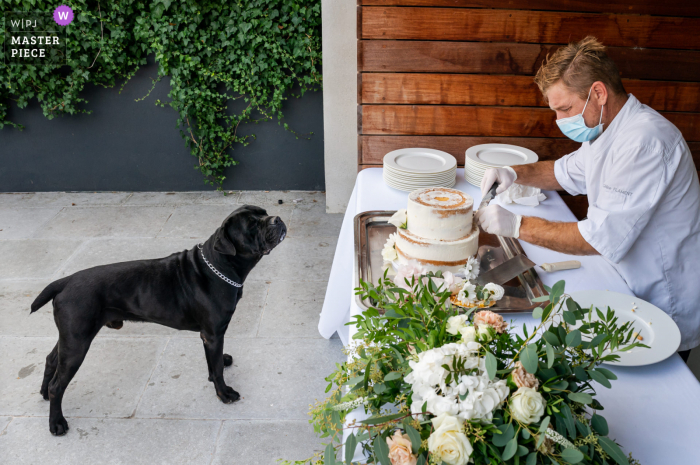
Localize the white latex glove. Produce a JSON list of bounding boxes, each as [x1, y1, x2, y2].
[[480, 166, 517, 196], [475, 204, 522, 238]]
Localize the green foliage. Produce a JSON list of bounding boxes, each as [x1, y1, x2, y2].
[[0, 0, 322, 188], [293, 274, 646, 465]]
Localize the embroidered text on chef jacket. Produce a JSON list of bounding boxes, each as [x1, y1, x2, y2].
[[555, 95, 700, 351]]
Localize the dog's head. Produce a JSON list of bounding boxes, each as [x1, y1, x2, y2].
[[213, 205, 287, 257]]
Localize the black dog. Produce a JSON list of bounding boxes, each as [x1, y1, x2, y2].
[[30, 205, 286, 435]]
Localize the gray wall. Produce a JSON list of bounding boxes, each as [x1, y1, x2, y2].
[[0, 55, 325, 192]]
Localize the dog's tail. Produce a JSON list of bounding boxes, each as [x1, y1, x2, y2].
[[30, 277, 70, 313]]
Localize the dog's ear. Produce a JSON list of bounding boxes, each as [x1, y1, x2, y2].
[[213, 214, 239, 256], [213, 227, 237, 256]]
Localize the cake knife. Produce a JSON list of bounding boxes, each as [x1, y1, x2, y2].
[[474, 254, 536, 286], [478, 180, 500, 210]]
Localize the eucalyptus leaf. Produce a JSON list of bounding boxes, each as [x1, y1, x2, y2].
[[485, 351, 498, 380], [560, 447, 584, 464], [526, 453, 537, 465], [374, 434, 392, 465], [502, 437, 518, 461], [325, 443, 336, 465], [360, 413, 405, 425], [520, 344, 539, 374], [345, 432, 357, 465], [493, 423, 514, 447], [591, 414, 609, 436], [598, 437, 630, 465], [565, 330, 582, 348], [587, 369, 612, 388], [403, 421, 422, 454], [567, 392, 593, 404], [384, 372, 402, 382]]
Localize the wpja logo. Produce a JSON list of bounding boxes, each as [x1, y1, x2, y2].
[[3, 7, 71, 64]]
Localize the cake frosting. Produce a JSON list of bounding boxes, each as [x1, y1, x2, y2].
[[392, 187, 479, 273], [406, 188, 473, 240]]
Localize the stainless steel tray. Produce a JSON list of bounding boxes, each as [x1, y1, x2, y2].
[[354, 211, 547, 313]]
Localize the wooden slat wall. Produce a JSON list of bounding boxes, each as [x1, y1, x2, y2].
[[357, 0, 700, 220]]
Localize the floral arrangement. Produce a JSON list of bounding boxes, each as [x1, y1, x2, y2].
[[282, 272, 646, 465]]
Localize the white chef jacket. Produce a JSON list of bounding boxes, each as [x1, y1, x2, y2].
[[554, 94, 700, 351]]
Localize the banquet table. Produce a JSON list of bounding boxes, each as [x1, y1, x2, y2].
[[319, 168, 700, 463]]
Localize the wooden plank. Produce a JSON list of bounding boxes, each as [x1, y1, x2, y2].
[[360, 74, 700, 113], [360, 135, 582, 163], [560, 194, 589, 221], [359, 41, 700, 82], [362, 105, 700, 140], [360, 136, 700, 165], [362, 7, 700, 50], [358, 0, 700, 17]]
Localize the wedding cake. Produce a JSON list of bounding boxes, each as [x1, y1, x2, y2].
[[386, 187, 479, 273]]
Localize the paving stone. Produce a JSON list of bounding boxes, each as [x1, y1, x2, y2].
[[0, 239, 83, 279], [211, 420, 325, 465], [0, 417, 221, 465], [0, 192, 131, 208], [157, 204, 293, 239], [136, 337, 344, 420], [0, 281, 58, 338], [0, 337, 167, 418], [0, 207, 63, 239], [122, 192, 206, 206], [239, 190, 324, 207], [59, 237, 198, 277], [288, 200, 343, 238], [258, 280, 328, 338], [0, 416, 12, 434], [35, 206, 174, 239], [247, 236, 337, 282], [196, 191, 243, 205]]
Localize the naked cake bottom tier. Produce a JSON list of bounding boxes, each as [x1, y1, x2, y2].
[[395, 224, 479, 273]]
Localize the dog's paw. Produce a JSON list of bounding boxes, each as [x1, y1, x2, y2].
[[40, 386, 49, 401], [216, 385, 240, 404], [223, 354, 233, 367], [49, 415, 69, 436]]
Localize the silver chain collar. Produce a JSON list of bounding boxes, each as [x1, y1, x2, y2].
[[197, 243, 243, 288]]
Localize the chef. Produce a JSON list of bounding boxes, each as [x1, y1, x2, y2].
[[476, 37, 700, 360]]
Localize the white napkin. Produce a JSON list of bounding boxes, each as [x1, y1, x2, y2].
[[496, 184, 546, 207]]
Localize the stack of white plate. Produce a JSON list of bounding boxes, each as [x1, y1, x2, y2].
[[383, 148, 457, 192], [464, 144, 538, 187]]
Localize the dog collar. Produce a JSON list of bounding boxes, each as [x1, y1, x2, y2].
[[197, 243, 243, 288]]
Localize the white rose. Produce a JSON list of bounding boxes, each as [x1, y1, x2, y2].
[[427, 413, 473, 465], [381, 232, 399, 262], [457, 282, 477, 305], [476, 324, 495, 342], [388, 209, 408, 229], [459, 325, 476, 343], [509, 387, 545, 425], [483, 283, 505, 301], [446, 315, 469, 335]]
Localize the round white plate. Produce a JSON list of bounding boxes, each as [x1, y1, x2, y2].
[[567, 290, 681, 367], [384, 177, 456, 192], [384, 148, 457, 174], [385, 167, 456, 181], [465, 144, 538, 168]]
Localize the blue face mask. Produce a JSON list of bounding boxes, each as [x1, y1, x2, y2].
[[555, 86, 604, 142]]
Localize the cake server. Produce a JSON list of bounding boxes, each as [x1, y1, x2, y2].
[[478, 180, 500, 210], [475, 254, 536, 286]]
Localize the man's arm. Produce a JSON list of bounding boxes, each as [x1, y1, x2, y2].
[[518, 216, 599, 255], [511, 160, 563, 191]]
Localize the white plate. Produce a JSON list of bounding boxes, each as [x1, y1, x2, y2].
[[384, 177, 456, 192], [567, 290, 681, 367], [465, 144, 538, 168], [384, 148, 457, 174], [385, 168, 456, 181]]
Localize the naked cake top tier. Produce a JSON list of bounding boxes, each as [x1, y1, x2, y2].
[[406, 187, 474, 241]]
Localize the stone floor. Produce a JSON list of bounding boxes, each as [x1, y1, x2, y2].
[[0, 191, 346, 464]]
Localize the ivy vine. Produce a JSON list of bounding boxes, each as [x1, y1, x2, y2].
[[0, 0, 322, 188]]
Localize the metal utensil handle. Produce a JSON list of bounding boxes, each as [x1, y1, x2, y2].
[[487, 180, 500, 199]]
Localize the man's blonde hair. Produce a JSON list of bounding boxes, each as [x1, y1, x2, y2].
[[534, 36, 626, 101]]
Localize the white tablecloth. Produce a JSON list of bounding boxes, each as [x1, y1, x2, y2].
[[320, 168, 700, 463]]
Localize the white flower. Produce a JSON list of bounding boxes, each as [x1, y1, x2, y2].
[[509, 387, 545, 425], [406, 343, 508, 424], [394, 260, 428, 290], [483, 283, 505, 302], [388, 209, 408, 229], [457, 282, 477, 305], [427, 413, 473, 465], [459, 325, 477, 343], [457, 256, 480, 281], [476, 324, 496, 343], [446, 315, 469, 335], [382, 232, 399, 262]]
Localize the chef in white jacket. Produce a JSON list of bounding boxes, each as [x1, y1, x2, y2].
[[476, 37, 700, 359]]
